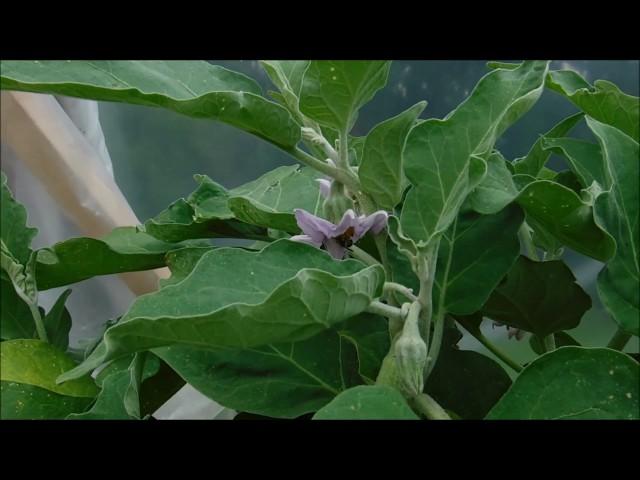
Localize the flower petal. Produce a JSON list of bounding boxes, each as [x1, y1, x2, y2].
[[290, 234, 322, 247], [333, 209, 359, 237], [353, 210, 389, 241], [324, 238, 348, 259], [316, 179, 332, 199], [294, 209, 334, 243]]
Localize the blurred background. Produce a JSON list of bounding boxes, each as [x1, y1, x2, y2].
[[9, 60, 639, 376]]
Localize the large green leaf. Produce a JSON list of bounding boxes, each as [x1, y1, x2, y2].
[[516, 180, 616, 262], [58, 239, 385, 382], [358, 102, 427, 209], [228, 165, 325, 233], [0, 60, 300, 148], [143, 175, 265, 243], [35, 227, 201, 290], [158, 246, 214, 287], [511, 113, 584, 177], [400, 61, 549, 248], [0, 273, 34, 340], [155, 314, 389, 419], [1, 339, 98, 419], [299, 61, 392, 132], [481, 256, 592, 337], [1, 172, 37, 265], [541, 137, 605, 188], [587, 118, 639, 335], [434, 204, 524, 315], [312, 385, 419, 420], [547, 70, 639, 142], [487, 347, 639, 419], [426, 344, 511, 420]]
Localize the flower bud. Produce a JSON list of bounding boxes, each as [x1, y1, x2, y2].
[[394, 302, 428, 397]]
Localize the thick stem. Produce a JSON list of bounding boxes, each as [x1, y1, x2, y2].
[[349, 245, 381, 267], [411, 393, 451, 420], [383, 282, 417, 302], [607, 328, 632, 351], [338, 128, 350, 171], [542, 334, 556, 352], [28, 302, 48, 343], [366, 301, 405, 322], [423, 311, 445, 379], [287, 147, 360, 191]]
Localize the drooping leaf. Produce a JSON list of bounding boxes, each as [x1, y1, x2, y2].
[[467, 151, 519, 214], [511, 113, 584, 177], [0, 273, 35, 340], [312, 385, 419, 420], [487, 347, 639, 419], [587, 117, 640, 336], [0, 339, 98, 419], [481, 256, 592, 337], [299, 61, 392, 132], [400, 61, 549, 248], [35, 227, 203, 290], [358, 102, 427, 209], [228, 165, 325, 233], [434, 204, 524, 315], [155, 314, 388, 419], [0, 60, 300, 148], [58, 239, 385, 382], [547, 70, 639, 142], [43, 289, 72, 350], [541, 137, 605, 188], [1, 171, 37, 265]]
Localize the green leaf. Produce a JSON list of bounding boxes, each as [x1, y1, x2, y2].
[[68, 353, 161, 420], [299, 61, 392, 132], [512, 112, 584, 177], [541, 137, 605, 188], [43, 289, 72, 351], [58, 239, 385, 382], [1, 339, 97, 419], [516, 180, 616, 262], [487, 347, 639, 419], [312, 385, 419, 420], [260, 60, 309, 123], [587, 117, 640, 336], [0, 273, 35, 340], [426, 346, 511, 420], [467, 151, 519, 214], [434, 204, 524, 315], [159, 246, 214, 288], [400, 61, 549, 248], [228, 165, 325, 233], [481, 256, 592, 337], [529, 331, 580, 356], [547, 70, 639, 142], [1, 172, 37, 265], [0, 61, 300, 148], [155, 314, 389, 419], [358, 102, 427, 209], [35, 227, 200, 290]]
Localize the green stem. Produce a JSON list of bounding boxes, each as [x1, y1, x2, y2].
[[518, 223, 539, 261], [542, 334, 556, 352], [423, 311, 445, 379], [338, 128, 350, 171], [366, 301, 405, 322], [383, 282, 417, 302], [607, 327, 632, 351], [28, 302, 48, 343], [464, 328, 523, 373], [349, 245, 380, 266], [288, 147, 360, 191], [410, 393, 451, 420]]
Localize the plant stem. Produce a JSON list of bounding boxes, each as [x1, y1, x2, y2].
[[288, 147, 360, 191], [28, 302, 48, 343], [423, 311, 445, 379], [467, 330, 523, 373], [349, 245, 381, 266], [607, 327, 632, 351], [411, 393, 451, 420], [338, 128, 350, 171], [383, 282, 417, 302], [518, 223, 539, 261], [366, 301, 405, 322], [542, 334, 556, 352]]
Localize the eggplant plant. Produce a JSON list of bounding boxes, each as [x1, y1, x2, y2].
[[0, 60, 638, 420]]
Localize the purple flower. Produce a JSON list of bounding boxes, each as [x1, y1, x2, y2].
[[291, 208, 388, 259]]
